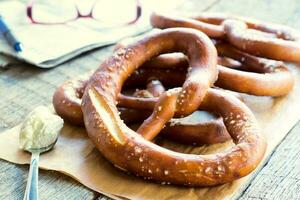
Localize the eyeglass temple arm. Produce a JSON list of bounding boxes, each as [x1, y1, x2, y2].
[[26, 0, 35, 23], [128, 0, 142, 25]]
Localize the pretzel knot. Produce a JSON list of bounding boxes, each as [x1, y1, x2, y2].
[[151, 12, 300, 61], [80, 28, 266, 186]]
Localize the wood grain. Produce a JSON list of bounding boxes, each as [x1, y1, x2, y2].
[[0, 0, 300, 199], [239, 122, 300, 200]]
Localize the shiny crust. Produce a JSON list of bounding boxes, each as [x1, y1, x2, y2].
[[138, 43, 294, 97], [53, 29, 229, 145], [53, 40, 293, 146], [53, 73, 90, 126], [223, 20, 300, 61], [53, 74, 230, 145], [55, 28, 218, 121], [83, 87, 266, 186], [117, 37, 294, 97], [53, 41, 292, 150], [81, 29, 266, 186], [151, 12, 300, 61], [150, 12, 225, 39], [215, 42, 295, 96]]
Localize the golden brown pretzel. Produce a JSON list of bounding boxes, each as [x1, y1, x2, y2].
[[81, 28, 266, 186], [223, 19, 300, 61], [150, 12, 225, 39], [215, 42, 294, 96], [53, 29, 230, 145], [151, 12, 300, 61], [53, 73, 230, 145], [194, 13, 300, 41], [83, 87, 266, 186], [53, 40, 292, 145], [144, 79, 166, 97], [126, 42, 294, 97], [67, 28, 218, 120], [116, 34, 294, 97], [53, 39, 293, 133]]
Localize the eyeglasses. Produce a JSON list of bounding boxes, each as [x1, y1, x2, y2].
[[26, 0, 142, 27]]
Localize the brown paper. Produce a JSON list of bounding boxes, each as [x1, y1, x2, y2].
[[0, 64, 299, 200]]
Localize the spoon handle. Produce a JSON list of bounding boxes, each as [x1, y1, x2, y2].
[[23, 152, 40, 200]]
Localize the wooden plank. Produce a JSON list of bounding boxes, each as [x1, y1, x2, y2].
[[0, 160, 98, 200], [0, 1, 220, 199], [207, 0, 300, 25], [239, 122, 300, 200]]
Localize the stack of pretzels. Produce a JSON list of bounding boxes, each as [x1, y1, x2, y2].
[[52, 13, 298, 186]]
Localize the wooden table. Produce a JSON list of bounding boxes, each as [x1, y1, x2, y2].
[[1, 0, 300, 199]]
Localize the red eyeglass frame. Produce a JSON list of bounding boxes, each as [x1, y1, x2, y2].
[[26, 0, 142, 26]]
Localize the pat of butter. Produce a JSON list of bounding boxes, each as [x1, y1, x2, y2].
[[19, 106, 64, 151]]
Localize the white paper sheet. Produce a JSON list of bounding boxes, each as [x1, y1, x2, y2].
[[0, 0, 181, 68]]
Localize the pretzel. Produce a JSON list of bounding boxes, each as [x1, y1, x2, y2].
[[53, 40, 292, 147], [215, 41, 294, 96], [151, 12, 300, 61], [116, 33, 294, 97], [53, 73, 230, 145], [53, 28, 231, 145], [125, 42, 293, 97], [54, 28, 219, 119], [223, 20, 300, 61], [53, 40, 292, 145], [80, 28, 266, 186], [150, 12, 225, 39]]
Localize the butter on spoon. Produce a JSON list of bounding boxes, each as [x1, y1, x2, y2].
[[19, 106, 64, 200]]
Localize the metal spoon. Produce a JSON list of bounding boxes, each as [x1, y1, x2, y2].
[[23, 138, 58, 200]]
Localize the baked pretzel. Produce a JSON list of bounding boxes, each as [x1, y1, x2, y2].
[[125, 55, 293, 98], [54, 28, 219, 119], [53, 73, 230, 145], [53, 39, 292, 144], [53, 28, 231, 145], [128, 44, 294, 97], [151, 12, 300, 61], [223, 20, 300, 61], [80, 28, 266, 186], [116, 34, 294, 97], [215, 41, 294, 96]]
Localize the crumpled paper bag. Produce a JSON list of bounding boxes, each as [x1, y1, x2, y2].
[[0, 64, 299, 200]]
